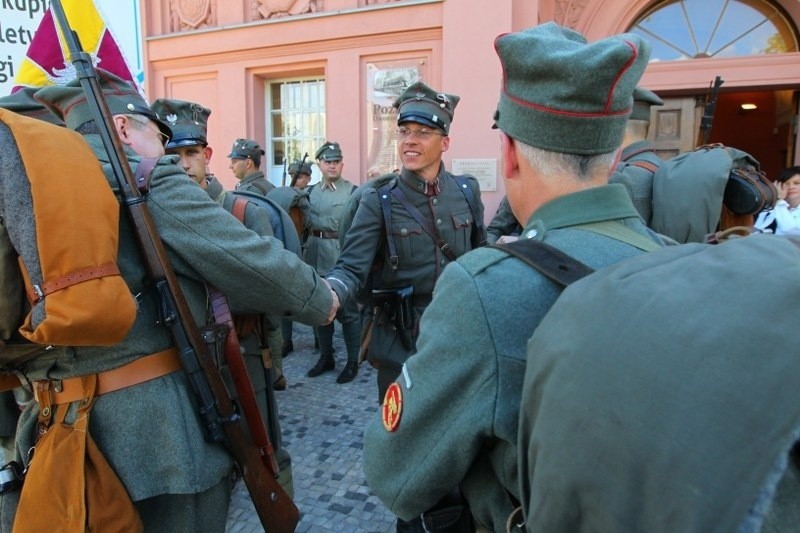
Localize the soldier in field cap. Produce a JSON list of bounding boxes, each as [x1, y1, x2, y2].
[[325, 79, 486, 531], [35, 69, 172, 147], [609, 86, 665, 225], [22, 70, 338, 531], [303, 140, 363, 384], [151, 98, 221, 195], [362, 23, 667, 532], [325, 80, 485, 405], [152, 96, 296, 495], [228, 137, 273, 195]]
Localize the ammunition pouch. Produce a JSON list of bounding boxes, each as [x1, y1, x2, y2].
[[372, 286, 414, 351]]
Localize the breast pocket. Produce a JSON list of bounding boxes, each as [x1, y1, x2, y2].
[[449, 209, 474, 254], [391, 222, 426, 268]]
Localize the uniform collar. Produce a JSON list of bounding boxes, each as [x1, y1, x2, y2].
[[400, 164, 445, 196], [239, 171, 265, 185], [522, 184, 640, 239], [321, 177, 341, 191]]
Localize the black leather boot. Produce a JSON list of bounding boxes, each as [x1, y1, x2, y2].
[[395, 516, 425, 532], [281, 340, 294, 358], [307, 353, 335, 377], [336, 361, 358, 384]]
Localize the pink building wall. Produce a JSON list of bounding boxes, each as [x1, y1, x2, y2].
[[140, 0, 800, 220]]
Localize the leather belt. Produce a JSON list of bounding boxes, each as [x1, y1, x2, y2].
[[310, 229, 339, 239], [34, 348, 181, 405]]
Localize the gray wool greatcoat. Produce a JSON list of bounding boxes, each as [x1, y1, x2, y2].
[[12, 135, 332, 505], [362, 184, 665, 531]]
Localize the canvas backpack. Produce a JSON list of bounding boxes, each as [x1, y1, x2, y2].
[[226, 190, 302, 257], [511, 232, 800, 531], [650, 143, 776, 243], [0, 110, 137, 369]]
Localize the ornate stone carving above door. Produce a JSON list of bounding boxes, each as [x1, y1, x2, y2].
[[554, 0, 589, 29], [256, 0, 320, 19], [171, 0, 216, 31]]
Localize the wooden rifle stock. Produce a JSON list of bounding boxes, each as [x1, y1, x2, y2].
[[50, 1, 299, 530], [208, 288, 281, 476]]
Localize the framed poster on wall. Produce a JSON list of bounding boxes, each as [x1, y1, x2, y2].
[[365, 58, 426, 177]]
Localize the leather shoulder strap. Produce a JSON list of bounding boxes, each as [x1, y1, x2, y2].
[[390, 185, 458, 262], [628, 160, 659, 173], [377, 182, 399, 272], [452, 174, 487, 247], [231, 195, 248, 223]]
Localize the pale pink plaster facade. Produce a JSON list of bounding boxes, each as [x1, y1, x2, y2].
[[140, 0, 800, 218]]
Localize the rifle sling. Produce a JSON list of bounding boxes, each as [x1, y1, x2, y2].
[[208, 288, 280, 475]]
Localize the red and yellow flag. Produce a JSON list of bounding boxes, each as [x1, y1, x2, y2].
[[12, 0, 135, 92]]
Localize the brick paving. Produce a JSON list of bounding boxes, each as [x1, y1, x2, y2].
[[225, 324, 396, 533]]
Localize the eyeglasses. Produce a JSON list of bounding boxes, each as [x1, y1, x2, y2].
[[144, 123, 170, 147], [395, 127, 446, 140]]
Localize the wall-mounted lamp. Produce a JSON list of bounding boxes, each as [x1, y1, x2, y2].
[[741, 103, 758, 110]]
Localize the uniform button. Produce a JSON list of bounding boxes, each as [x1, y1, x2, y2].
[[400, 228, 408, 236], [436, 219, 442, 225], [440, 259, 446, 266], [525, 229, 538, 238], [432, 198, 439, 206]]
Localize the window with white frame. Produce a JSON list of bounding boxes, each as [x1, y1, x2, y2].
[[630, 0, 798, 61], [266, 77, 326, 186]]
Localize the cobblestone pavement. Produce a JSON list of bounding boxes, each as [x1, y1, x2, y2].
[[226, 324, 396, 533]]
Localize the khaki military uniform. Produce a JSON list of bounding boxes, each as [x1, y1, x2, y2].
[[326, 164, 484, 398], [10, 137, 332, 530], [303, 177, 361, 371], [362, 184, 664, 530]]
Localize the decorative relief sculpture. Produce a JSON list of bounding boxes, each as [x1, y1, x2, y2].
[[257, 0, 319, 19], [554, 0, 588, 29], [171, 0, 216, 32]]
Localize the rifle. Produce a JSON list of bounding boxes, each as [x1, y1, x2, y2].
[[284, 152, 309, 188], [49, 2, 299, 531], [696, 75, 724, 147], [297, 152, 309, 184], [281, 157, 288, 187]]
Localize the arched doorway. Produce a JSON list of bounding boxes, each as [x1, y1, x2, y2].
[[632, 0, 798, 178], [575, 0, 800, 176]]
